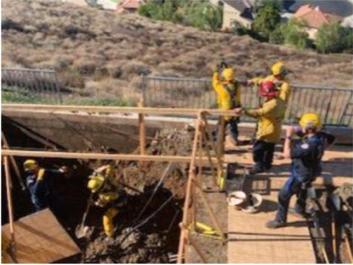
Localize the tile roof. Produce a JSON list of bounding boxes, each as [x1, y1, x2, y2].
[[294, 4, 343, 28]]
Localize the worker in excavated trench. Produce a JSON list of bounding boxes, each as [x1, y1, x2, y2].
[[23, 159, 69, 211], [87, 163, 126, 238], [266, 113, 335, 228]]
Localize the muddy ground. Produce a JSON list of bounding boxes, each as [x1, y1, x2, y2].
[[2, 121, 196, 263]]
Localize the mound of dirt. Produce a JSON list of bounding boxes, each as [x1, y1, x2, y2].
[[2, 0, 352, 100], [83, 228, 169, 263], [77, 127, 193, 263]]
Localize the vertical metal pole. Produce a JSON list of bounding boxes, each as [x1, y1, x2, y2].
[[141, 74, 147, 106], [55, 71, 63, 104], [324, 90, 334, 125]]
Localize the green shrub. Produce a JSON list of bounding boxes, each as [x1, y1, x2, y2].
[[138, 0, 222, 31], [252, 0, 281, 40], [315, 22, 352, 53], [282, 19, 311, 49], [183, 1, 222, 31], [269, 26, 284, 44]]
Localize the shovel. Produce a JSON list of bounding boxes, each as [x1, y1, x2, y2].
[[75, 193, 94, 239]]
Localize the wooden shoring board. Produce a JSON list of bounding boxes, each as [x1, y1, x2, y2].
[[2, 104, 241, 117], [1, 149, 220, 164], [2, 209, 80, 263], [226, 145, 316, 263]]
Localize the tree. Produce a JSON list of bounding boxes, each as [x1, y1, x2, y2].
[[138, 0, 222, 32], [315, 22, 351, 53], [184, 1, 222, 31], [252, 0, 281, 40], [269, 26, 284, 44], [282, 19, 310, 49], [341, 27, 353, 53]]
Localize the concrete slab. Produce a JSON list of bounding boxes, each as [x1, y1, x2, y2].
[[226, 142, 352, 263]]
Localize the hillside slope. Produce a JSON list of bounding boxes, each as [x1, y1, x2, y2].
[[2, 0, 352, 99]]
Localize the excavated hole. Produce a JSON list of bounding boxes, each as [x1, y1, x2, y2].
[[2, 118, 190, 263]]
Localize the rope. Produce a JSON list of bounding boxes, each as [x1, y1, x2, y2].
[[133, 194, 175, 231], [167, 209, 180, 234], [119, 194, 175, 246], [133, 163, 174, 224]]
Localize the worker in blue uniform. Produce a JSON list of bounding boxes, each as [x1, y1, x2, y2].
[[23, 159, 68, 211], [266, 113, 335, 228]]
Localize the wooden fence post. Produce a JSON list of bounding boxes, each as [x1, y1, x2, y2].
[[2, 132, 25, 190], [4, 156, 16, 250]]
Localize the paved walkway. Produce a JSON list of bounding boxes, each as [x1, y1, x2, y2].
[[225, 140, 352, 263]]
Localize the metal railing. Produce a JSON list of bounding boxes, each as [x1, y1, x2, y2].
[[2, 68, 352, 127], [142, 76, 353, 127], [2, 68, 63, 104]]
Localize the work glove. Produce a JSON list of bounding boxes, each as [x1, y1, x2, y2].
[[219, 61, 228, 69]]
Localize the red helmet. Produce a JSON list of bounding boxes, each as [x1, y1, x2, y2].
[[259, 81, 278, 98]]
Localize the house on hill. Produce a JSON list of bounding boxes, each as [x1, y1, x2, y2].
[[293, 4, 343, 39], [117, 0, 145, 13], [209, 0, 352, 34], [210, 0, 255, 30]]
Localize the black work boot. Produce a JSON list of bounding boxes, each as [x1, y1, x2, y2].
[[249, 164, 265, 175], [288, 208, 308, 218], [266, 220, 286, 229]]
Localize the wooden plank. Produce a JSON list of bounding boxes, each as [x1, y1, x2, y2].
[[2, 209, 80, 263], [2, 133, 26, 190], [177, 115, 202, 263], [3, 157, 15, 246], [2, 104, 241, 117], [1, 149, 220, 164]]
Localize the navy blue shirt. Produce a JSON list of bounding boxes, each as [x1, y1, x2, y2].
[[290, 132, 335, 182]]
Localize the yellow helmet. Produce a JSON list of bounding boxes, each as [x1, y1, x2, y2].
[[87, 175, 105, 193], [23, 159, 39, 172], [299, 113, 321, 130], [222, 67, 235, 82], [271, 61, 286, 76]]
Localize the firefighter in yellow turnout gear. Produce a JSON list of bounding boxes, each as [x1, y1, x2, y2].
[[212, 62, 241, 144], [235, 80, 286, 174], [87, 164, 124, 237], [248, 61, 291, 105]]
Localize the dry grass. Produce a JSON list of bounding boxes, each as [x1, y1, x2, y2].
[[2, 0, 353, 98]]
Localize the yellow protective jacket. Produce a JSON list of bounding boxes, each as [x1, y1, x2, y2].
[[212, 72, 241, 110], [245, 98, 286, 143], [251, 75, 291, 104]]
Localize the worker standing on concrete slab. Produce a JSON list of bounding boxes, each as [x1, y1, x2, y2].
[[87, 164, 125, 238], [23, 159, 68, 211], [266, 113, 335, 229], [212, 61, 241, 145], [248, 61, 291, 105], [235, 81, 285, 174]]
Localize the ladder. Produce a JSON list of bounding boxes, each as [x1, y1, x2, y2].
[[339, 92, 353, 126]]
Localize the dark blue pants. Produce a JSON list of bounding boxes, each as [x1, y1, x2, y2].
[[275, 175, 308, 223], [27, 179, 50, 211], [227, 117, 239, 142], [253, 140, 275, 170]]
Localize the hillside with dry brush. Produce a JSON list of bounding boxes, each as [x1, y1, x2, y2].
[[2, 0, 352, 101]]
